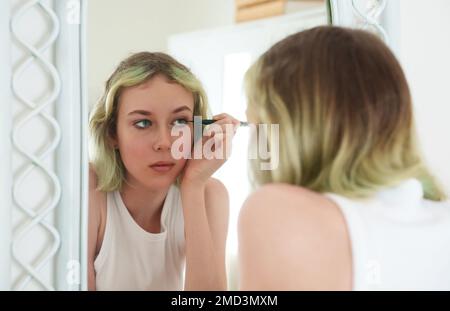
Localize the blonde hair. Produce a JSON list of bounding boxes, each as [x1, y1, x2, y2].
[[89, 52, 210, 192], [245, 26, 446, 201]]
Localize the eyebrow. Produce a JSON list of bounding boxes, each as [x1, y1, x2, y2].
[[128, 105, 192, 116]]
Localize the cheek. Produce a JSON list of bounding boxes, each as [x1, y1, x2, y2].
[[170, 125, 194, 152], [118, 133, 150, 165], [123, 140, 146, 157]]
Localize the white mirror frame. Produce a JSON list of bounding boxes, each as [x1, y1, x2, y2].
[[0, 0, 13, 292], [0, 0, 88, 291], [328, 0, 401, 54]]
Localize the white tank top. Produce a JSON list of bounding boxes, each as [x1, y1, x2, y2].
[[325, 179, 450, 290], [94, 184, 186, 290]]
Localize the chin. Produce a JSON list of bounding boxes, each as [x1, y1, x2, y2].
[[138, 180, 171, 192], [145, 170, 180, 189]]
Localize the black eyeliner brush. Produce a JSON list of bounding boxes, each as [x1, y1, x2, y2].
[[187, 119, 250, 127]]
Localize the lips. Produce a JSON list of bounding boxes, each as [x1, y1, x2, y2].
[[149, 161, 175, 173]]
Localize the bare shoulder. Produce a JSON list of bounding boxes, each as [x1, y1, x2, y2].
[[88, 164, 107, 255], [204, 177, 228, 198], [88, 164, 107, 214], [239, 183, 342, 229], [238, 183, 352, 290]]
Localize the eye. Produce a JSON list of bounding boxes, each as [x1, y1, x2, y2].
[[134, 119, 152, 129], [172, 118, 189, 127]]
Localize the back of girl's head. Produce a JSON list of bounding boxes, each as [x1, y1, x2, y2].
[[245, 26, 446, 201], [89, 52, 210, 192]]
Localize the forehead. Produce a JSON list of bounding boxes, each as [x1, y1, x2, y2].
[[118, 74, 194, 114]]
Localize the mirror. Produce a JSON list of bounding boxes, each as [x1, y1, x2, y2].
[[86, 0, 328, 290]]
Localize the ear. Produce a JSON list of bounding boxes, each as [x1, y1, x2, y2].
[[106, 125, 119, 150], [108, 138, 118, 150]]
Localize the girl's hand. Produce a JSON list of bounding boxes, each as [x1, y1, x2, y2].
[[180, 113, 240, 187]]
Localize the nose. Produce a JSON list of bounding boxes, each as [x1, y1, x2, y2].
[[152, 126, 172, 152]]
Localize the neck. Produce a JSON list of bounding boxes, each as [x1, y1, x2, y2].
[[120, 178, 170, 228]]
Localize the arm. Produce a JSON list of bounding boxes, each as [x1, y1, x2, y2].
[[87, 165, 106, 291], [181, 178, 229, 291], [238, 186, 284, 290], [180, 113, 238, 290]]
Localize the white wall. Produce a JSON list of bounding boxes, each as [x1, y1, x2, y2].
[[87, 0, 234, 108], [398, 0, 450, 193]]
